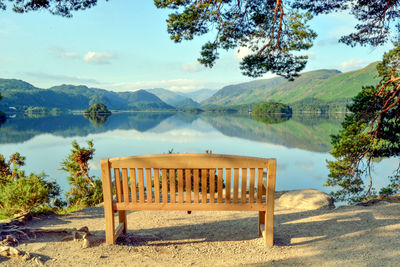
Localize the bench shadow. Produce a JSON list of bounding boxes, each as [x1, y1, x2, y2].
[[114, 205, 400, 248]]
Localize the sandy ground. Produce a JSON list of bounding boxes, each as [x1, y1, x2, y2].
[[1, 201, 400, 267]]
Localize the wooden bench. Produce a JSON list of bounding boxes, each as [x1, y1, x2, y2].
[[100, 153, 276, 246]]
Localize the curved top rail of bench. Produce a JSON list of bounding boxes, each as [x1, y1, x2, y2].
[[102, 153, 276, 169]]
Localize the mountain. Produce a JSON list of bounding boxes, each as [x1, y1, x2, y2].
[[146, 88, 188, 105], [183, 89, 218, 102], [0, 81, 174, 111], [202, 62, 379, 107], [173, 98, 200, 109]]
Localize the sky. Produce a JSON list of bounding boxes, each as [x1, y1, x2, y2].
[[0, 0, 394, 93]]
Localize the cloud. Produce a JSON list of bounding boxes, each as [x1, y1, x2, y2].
[[50, 46, 79, 59], [234, 46, 252, 61], [83, 51, 115, 64], [338, 58, 367, 71], [304, 51, 316, 60], [295, 161, 314, 171], [106, 79, 224, 93], [24, 72, 101, 85], [181, 61, 201, 72]]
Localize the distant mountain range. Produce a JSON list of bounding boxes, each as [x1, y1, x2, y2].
[[146, 88, 217, 107], [0, 62, 379, 112], [201, 62, 379, 108], [0, 80, 174, 111]]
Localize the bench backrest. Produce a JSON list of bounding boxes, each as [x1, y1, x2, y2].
[[101, 153, 276, 210]]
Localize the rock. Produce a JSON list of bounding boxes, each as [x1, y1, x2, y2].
[[277, 189, 334, 210]]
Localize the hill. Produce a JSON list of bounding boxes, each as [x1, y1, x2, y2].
[[0, 81, 174, 111], [202, 62, 379, 108], [183, 89, 218, 102], [146, 88, 188, 105]]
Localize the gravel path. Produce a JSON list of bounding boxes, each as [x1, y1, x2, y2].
[[1, 202, 400, 266]]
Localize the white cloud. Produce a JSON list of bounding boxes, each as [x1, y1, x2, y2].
[[234, 46, 252, 61], [338, 58, 367, 71], [304, 51, 316, 60], [106, 79, 224, 93], [83, 51, 115, 64], [181, 61, 201, 72], [50, 46, 79, 59]]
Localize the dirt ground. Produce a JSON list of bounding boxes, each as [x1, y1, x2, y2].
[[1, 201, 400, 267]]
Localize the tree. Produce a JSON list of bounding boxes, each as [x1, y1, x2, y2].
[[326, 43, 400, 203], [61, 140, 103, 209]]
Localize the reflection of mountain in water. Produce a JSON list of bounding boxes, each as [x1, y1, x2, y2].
[[0, 112, 174, 144], [0, 112, 343, 152], [201, 114, 343, 152]]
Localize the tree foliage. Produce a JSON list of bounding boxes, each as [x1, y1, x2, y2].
[[0, 153, 63, 217], [327, 43, 400, 203], [61, 140, 103, 209], [253, 102, 292, 115], [154, 0, 399, 79]]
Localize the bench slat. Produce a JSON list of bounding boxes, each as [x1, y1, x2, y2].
[[249, 168, 255, 203], [161, 169, 168, 204], [114, 202, 268, 211], [154, 169, 160, 203], [185, 169, 191, 203], [114, 168, 122, 203], [257, 168, 263, 203], [217, 168, 223, 203], [193, 169, 199, 203], [233, 168, 239, 203], [129, 168, 137, 203], [201, 169, 207, 203], [209, 168, 215, 203], [169, 169, 176, 203], [109, 154, 270, 169], [138, 168, 145, 203], [178, 169, 184, 203], [122, 168, 129, 203], [241, 168, 247, 203], [225, 168, 231, 203], [146, 168, 153, 203]]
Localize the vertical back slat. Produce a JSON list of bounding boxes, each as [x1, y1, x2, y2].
[[178, 169, 184, 203], [225, 168, 231, 203], [185, 169, 192, 203], [154, 168, 160, 203], [249, 168, 255, 203], [161, 169, 168, 203], [241, 168, 248, 203], [201, 169, 207, 203], [257, 168, 264, 203], [130, 168, 137, 203], [145, 168, 153, 203], [209, 169, 215, 203], [233, 168, 239, 203], [114, 168, 122, 203], [217, 168, 223, 203], [169, 169, 176, 203], [138, 168, 145, 203], [193, 169, 200, 203], [121, 168, 129, 203]]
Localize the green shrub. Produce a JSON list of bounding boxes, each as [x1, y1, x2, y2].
[[0, 153, 64, 218], [61, 140, 103, 209]]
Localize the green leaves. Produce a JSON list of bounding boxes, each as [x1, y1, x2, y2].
[[61, 140, 103, 209], [327, 43, 400, 203]]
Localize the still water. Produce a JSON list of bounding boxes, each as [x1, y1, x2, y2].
[[0, 112, 396, 198]]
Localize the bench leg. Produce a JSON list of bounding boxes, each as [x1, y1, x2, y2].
[[258, 211, 265, 236], [119, 211, 127, 233], [265, 210, 274, 247]]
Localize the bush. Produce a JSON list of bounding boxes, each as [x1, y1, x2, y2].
[[61, 140, 103, 209], [0, 153, 63, 218]]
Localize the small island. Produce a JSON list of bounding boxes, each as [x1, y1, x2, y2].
[[83, 103, 112, 115]]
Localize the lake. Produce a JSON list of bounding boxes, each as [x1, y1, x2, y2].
[[0, 112, 397, 202]]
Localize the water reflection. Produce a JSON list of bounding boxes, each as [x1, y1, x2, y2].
[[0, 112, 343, 152]]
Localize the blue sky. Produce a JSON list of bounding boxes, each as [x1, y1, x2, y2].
[[0, 0, 393, 92]]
